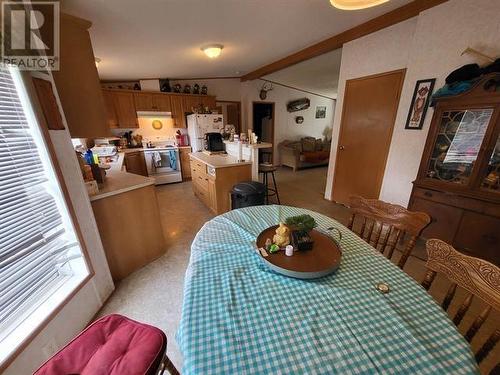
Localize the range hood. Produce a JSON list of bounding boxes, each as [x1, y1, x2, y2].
[[136, 111, 172, 118]]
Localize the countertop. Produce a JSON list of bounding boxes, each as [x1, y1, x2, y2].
[[189, 152, 252, 169], [223, 141, 273, 149], [89, 170, 155, 202]]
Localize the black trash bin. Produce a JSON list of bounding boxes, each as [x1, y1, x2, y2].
[[231, 181, 266, 209]]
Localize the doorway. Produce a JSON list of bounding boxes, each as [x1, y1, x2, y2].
[[332, 69, 406, 204], [216, 101, 241, 134], [252, 102, 275, 163]]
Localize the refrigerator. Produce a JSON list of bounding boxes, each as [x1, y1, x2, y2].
[[187, 114, 224, 152]]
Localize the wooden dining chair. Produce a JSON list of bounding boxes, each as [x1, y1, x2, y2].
[[347, 195, 431, 268], [422, 239, 499, 367]]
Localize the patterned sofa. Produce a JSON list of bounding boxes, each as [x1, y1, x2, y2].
[[279, 137, 331, 171]]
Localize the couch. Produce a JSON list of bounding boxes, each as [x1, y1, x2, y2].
[[279, 137, 331, 171]]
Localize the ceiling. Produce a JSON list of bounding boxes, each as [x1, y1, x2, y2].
[[263, 48, 343, 98], [61, 0, 413, 81]]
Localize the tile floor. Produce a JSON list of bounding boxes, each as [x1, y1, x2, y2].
[[97, 166, 498, 374]]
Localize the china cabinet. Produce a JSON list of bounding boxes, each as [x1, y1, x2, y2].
[[409, 74, 500, 265]]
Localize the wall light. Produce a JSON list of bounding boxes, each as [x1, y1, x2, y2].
[[330, 0, 389, 10], [201, 44, 223, 59]]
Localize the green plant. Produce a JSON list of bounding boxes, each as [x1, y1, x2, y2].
[[285, 214, 317, 232]]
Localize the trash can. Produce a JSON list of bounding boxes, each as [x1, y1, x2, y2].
[[231, 181, 266, 209]]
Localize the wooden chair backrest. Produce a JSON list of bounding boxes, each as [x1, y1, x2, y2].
[[347, 195, 431, 268], [422, 239, 500, 365]]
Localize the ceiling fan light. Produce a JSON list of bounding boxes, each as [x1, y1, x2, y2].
[[330, 0, 389, 10], [201, 44, 223, 59]]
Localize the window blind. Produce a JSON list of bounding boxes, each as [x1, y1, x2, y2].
[[0, 66, 86, 339]]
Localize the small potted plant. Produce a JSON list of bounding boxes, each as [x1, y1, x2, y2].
[[285, 214, 317, 251]]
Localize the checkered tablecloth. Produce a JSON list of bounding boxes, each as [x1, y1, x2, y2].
[[177, 205, 478, 374]]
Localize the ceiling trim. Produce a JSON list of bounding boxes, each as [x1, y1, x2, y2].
[[240, 0, 448, 82], [101, 76, 241, 83], [259, 79, 336, 101]]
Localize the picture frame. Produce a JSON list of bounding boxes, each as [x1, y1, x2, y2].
[[315, 106, 326, 119], [404, 78, 436, 130]]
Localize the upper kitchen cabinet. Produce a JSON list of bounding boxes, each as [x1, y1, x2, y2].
[[111, 91, 138, 128], [152, 94, 172, 112], [102, 90, 119, 128], [52, 13, 109, 138], [170, 95, 185, 128], [201, 96, 217, 110], [134, 92, 154, 111]]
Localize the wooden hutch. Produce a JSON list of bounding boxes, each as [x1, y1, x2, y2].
[[409, 74, 500, 265]]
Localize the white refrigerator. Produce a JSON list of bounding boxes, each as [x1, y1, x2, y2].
[[187, 114, 224, 152]]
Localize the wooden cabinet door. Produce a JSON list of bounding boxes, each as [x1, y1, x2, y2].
[[102, 90, 119, 128], [113, 92, 138, 128], [152, 94, 172, 111], [202, 96, 216, 110], [179, 148, 192, 179], [170, 95, 185, 128], [134, 92, 154, 111], [124, 152, 148, 176], [32, 78, 65, 130], [184, 96, 201, 113]]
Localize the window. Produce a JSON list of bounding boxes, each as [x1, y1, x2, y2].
[[0, 66, 90, 365]]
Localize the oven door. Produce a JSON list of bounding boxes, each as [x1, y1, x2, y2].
[[145, 149, 180, 176]]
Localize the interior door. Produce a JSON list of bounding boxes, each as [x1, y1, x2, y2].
[[332, 69, 405, 204]]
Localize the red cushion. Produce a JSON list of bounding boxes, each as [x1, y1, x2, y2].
[[34, 314, 166, 375]]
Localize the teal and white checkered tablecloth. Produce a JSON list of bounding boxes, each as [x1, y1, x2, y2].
[[177, 205, 478, 374]]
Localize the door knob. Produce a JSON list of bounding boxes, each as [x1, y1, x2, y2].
[[339, 145, 345, 150]]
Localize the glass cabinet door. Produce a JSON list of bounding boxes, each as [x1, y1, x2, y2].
[[425, 108, 493, 185], [481, 132, 500, 192]]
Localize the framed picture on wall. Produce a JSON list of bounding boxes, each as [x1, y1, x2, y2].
[[315, 106, 326, 119], [404, 78, 436, 130]]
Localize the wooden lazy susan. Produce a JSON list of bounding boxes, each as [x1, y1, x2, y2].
[[256, 225, 342, 279]]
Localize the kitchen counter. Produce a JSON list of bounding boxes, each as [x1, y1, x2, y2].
[[89, 170, 155, 201], [189, 151, 252, 169]]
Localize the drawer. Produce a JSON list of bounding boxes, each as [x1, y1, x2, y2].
[[193, 181, 210, 206], [194, 172, 209, 190]]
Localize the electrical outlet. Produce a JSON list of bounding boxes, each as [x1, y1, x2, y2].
[[42, 338, 58, 358]]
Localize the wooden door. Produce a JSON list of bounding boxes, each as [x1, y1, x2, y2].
[[332, 69, 405, 204], [134, 93, 154, 111], [124, 152, 148, 176], [226, 103, 240, 132], [113, 92, 138, 128], [152, 94, 172, 111], [170, 95, 185, 128], [102, 90, 119, 128]]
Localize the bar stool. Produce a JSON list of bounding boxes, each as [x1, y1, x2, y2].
[[259, 154, 280, 205]]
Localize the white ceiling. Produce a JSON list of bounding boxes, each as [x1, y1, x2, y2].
[[263, 48, 343, 98], [61, 0, 413, 81]]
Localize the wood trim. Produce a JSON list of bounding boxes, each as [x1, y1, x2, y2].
[[241, 0, 448, 81], [0, 72, 97, 372], [331, 69, 406, 201], [259, 79, 336, 100]]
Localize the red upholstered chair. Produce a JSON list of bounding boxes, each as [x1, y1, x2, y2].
[[34, 314, 179, 375]]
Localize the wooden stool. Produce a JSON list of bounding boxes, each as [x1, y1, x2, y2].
[[259, 164, 280, 205]]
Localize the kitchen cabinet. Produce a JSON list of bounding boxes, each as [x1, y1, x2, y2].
[[112, 91, 138, 128], [52, 13, 109, 137], [152, 94, 172, 111], [202, 95, 217, 110], [190, 155, 252, 214], [102, 90, 119, 128], [124, 151, 148, 176], [179, 147, 192, 180], [134, 92, 154, 111], [170, 95, 185, 128], [408, 73, 500, 265], [183, 96, 202, 113]]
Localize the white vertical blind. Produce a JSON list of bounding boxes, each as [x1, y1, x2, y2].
[[0, 65, 88, 341]]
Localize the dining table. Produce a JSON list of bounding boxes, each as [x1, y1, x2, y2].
[[177, 205, 479, 374]]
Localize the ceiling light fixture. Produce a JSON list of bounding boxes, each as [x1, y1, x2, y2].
[[95, 57, 101, 67], [330, 0, 389, 10], [201, 44, 223, 59]]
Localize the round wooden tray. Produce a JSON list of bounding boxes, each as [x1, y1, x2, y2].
[[256, 225, 342, 279]]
